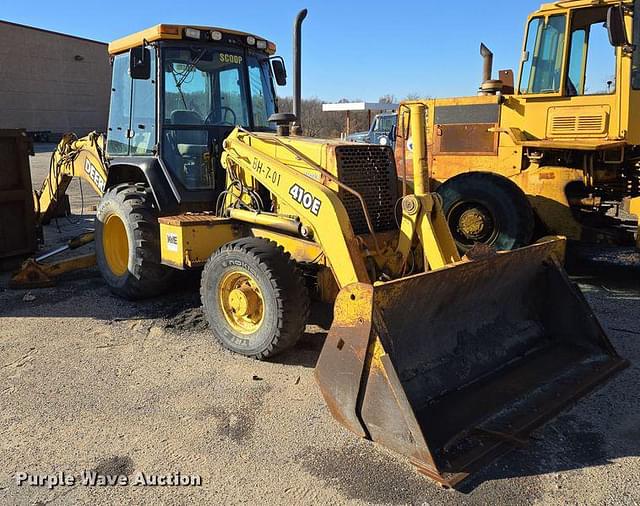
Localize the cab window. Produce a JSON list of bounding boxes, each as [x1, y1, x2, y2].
[[248, 57, 276, 128], [219, 67, 248, 126], [520, 15, 567, 94], [131, 47, 157, 155], [160, 47, 277, 190], [164, 51, 211, 124], [106, 53, 131, 156], [161, 47, 251, 190], [375, 115, 396, 133], [566, 7, 616, 95]]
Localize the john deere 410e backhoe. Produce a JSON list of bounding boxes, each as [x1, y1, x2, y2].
[[24, 11, 627, 488]]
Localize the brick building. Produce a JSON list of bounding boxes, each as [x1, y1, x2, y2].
[[0, 20, 111, 138]]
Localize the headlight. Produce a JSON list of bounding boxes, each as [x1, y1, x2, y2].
[[256, 40, 267, 49], [210, 30, 223, 41], [184, 28, 201, 40], [246, 36, 256, 45]]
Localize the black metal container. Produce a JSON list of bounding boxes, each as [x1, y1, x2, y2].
[[0, 129, 36, 259]]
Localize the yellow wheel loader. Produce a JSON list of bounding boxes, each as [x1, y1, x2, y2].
[[395, 0, 640, 252], [24, 11, 627, 488]]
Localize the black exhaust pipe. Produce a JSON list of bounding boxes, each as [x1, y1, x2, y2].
[[480, 43, 493, 84], [292, 9, 308, 135]]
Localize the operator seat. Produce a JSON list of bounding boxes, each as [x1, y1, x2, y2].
[[170, 110, 208, 157], [163, 110, 212, 189]]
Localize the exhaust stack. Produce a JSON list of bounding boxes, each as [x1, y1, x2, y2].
[[292, 9, 308, 135], [479, 43, 503, 95], [480, 43, 493, 83]]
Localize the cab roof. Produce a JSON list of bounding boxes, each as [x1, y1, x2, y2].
[[108, 24, 276, 55], [537, 0, 630, 14]]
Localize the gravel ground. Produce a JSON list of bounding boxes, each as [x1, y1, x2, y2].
[[0, 147, 638, 505]]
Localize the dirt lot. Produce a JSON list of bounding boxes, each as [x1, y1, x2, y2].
[[0, 147, 639, 505]]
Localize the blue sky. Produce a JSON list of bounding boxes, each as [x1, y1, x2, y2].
[[4, 0, 546, 101]]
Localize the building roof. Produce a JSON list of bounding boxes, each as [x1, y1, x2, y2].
[[0, 19, 106, 45], [322, 102, 399, 113]]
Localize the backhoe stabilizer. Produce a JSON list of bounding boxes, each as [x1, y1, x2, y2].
[[315, 238, 627, 488]]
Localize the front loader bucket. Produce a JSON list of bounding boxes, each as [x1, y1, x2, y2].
[[315, 239, 627, 488]]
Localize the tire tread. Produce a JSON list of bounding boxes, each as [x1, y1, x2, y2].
[[200, 237, 310, 360]]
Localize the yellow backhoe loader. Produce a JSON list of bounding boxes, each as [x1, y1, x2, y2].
[[395, 0, 640, 252], [19, 12, 627, 488]]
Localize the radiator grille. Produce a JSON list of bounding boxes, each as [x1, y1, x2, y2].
[[335, 145, 398, 235]]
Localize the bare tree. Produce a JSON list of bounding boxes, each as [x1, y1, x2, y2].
[[378, 94, 397, 104], [275, 93, 419, 138]]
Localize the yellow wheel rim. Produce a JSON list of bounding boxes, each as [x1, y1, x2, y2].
[[103, 214, 129, 276], [219, 271, 265, 334], [458, 209, 488, 238]]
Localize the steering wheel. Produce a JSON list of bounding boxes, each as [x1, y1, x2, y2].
[[205, 107, 237, 126]]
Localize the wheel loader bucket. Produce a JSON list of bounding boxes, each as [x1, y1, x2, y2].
[[315, 239, 627, 488]]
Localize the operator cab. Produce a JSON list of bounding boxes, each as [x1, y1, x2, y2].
[[105, 25, 286, 213]]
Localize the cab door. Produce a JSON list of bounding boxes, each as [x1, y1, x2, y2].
[[517, 7, 620, 141], [106, 53, 132, 156]]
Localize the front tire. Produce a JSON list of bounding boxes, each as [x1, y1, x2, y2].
[[200, 238, 310, 360], [95, 183, 174, 300], [436, 172, 535, 252]]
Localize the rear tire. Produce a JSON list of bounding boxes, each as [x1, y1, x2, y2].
[[200, 238, 310, 360], [436, 172, 535, 252], [95, 183, 174, 300]]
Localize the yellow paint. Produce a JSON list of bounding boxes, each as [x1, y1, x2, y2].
[[159, 218, 237, 269], [218, 270, 265, 334], [398, 104, 462, 271], [409, 103, 429, 195], [316, 267, 339, 304], [168, 114, 464, 289], [250, 228, 323, 264], [630, 196, 640, 217], [458, 209, 487, 237], [369, 336, 387, 374], [35, 132, 107, 224], [103, 214, 129, 276], [510, 165, 584, 239], [221, 129, 370, 287], [108, 24, 276, 55], [395, 0, 639, 243]]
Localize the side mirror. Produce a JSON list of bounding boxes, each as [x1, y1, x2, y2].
[[271, 58, 287, 86], [607, 5, 629, 47], [130, 46, 151, 80]]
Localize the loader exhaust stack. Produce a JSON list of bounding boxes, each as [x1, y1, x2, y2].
[[479, 43, 503, 95], [291, 9, 307, 135], [480, 42, 493, 84], [316, 240, 627, 488]]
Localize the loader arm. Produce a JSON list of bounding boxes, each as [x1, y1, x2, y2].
[[34, 132, 108, 224], [221, 128, 371, 288]]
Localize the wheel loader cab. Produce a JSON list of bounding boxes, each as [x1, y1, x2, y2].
[[105, 25, 281, 214], [396, 0, 640, 251]]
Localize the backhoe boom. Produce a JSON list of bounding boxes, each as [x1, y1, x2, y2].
[[34, 132, 107, 224]]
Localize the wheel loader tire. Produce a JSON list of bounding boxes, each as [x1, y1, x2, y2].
[[436, 172, 535, 252], [95, 183, 174, 300], [200, 238, 310, 360]]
